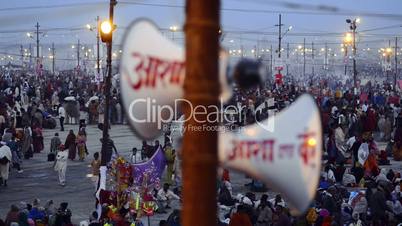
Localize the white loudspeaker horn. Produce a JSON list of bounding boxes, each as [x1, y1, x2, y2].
[[120, 19, 323, 214], [219, 94, 322, 214], [119, 19, 231, 140]]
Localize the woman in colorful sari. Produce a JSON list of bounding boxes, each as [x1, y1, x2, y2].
[[64, 130, 76, 160], [76, 129, 87, 161]]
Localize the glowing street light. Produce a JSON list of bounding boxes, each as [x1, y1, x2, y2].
[[355, 18, 361, 24], [169, 25, 179, 32], [101, 20, 112, 34], [100, 20, 115, 43], [343, 32, 353, 45]]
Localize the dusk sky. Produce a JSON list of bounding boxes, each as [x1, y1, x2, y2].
[[1, 0, 402, 64]]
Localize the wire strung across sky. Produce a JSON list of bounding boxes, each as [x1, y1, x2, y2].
[[118, 1, 402, 20], [1, 1, 402, 19]]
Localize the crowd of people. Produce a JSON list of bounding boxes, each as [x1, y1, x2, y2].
[[1, 65, 402, 226], [0, 69, 126, 187], [215, 76, 402, 226]]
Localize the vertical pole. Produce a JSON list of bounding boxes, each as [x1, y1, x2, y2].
[[352, 25, 357, 88], [270, 45, 273, 77], [312, 41, 314, 77], [36, 22, 40, 59], [344, 47, 348, 76], [324, 42, 328, 71], [278, 14, 282, 59], [97, 16, 101, 75], [387, 40, 391, 82], [101, 0, 117, 166], [183, 0, 220, 225], [52, 43, 55, 74], [29, 44, 32, 68], [303, 38, 306, 78], [256, 40, 259, 58], [286, 42, 289, 77], [20, 45, 24, 67], [395, 37, 398, 91], [77, 39, 80, 67]]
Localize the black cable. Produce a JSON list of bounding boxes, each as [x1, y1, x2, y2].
[[119, 1, 402, 20], [0, 2, 105, 12]]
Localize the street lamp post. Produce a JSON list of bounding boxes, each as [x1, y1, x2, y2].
[[86, 17, 101, 79], [395, 37, 398, 91], [385, 46, 392, 82], [100, 0, 117, 166], [275, 14, 292, 78], [36, 22, 40, 59], [346, 18, 360, 89], [97, 16, 100, 76], [169, 25, 178, 41]]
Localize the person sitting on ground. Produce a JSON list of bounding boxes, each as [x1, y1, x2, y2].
[[218, 180, 235, 207], [228, 205, 252, 226], [255, 194, 273, 226], [269, 194, 286, 209], [323, 165, 336, 184], [334, 162, 346, 183], [376, 168, 390, 184], [28, 199, 45, 222], [55, 202, 72, 226], [273, 205, 291, 226], [157, 183, 180, 213], [342, 168, 356, 187], [88, 211, 101, 226], [5, 205, 20, 226]]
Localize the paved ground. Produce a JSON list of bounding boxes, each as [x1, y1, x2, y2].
[[1, 124, 401, 225], [0, 124, 165, 224]]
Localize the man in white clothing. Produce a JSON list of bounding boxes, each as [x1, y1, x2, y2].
[[58, 105, 66, 131], [54, 148, 68, 186], [0, 142, 12, 187]]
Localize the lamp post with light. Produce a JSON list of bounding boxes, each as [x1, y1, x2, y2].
[[343, 32, 353, 76], [86, 16, 101, 76], [169, 25, 178, 41], [99, 0, 117, 166], [381, 47, 393, 81], [275, 14, 292, 84], [346, 18, 360, 89]]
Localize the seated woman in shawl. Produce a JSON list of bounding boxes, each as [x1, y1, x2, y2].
[[363, 153, 379, 178], [342, 168, 356, 187]]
